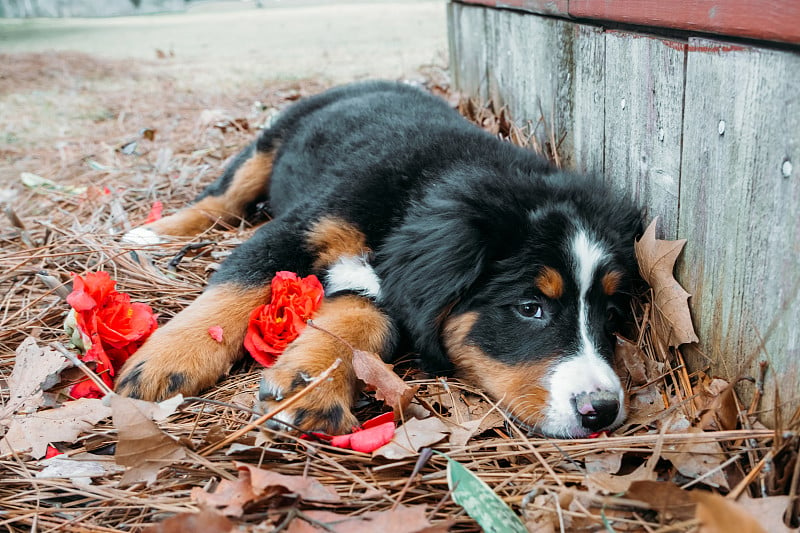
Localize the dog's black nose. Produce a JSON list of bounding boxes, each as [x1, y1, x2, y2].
[[574, 391, 620, 432]]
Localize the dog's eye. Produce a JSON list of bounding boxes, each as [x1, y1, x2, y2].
[[516, 301, 543, 319]]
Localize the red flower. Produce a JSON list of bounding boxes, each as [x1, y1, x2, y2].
[[65, 271, 158, 398], [244, 271, 324, 367]]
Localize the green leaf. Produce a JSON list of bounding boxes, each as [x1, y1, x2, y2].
[[445, 456, 527, 533]]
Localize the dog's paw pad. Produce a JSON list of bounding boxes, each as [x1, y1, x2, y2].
[[122, 227, 163, 245]]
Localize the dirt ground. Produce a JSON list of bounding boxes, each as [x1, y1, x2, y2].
[[0, 0, 448, 188]]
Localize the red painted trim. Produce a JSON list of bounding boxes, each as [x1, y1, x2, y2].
[[455, 0, 800, 45], [570, 0, 800, 45]]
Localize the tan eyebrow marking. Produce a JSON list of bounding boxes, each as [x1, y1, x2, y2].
[[601, 270, 624, 296], [535, 266, 564, 299]]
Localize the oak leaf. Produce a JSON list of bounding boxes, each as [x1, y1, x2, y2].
[[634, 218, 699, 348]]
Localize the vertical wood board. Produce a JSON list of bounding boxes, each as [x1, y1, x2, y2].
[[448, 2, 490, 101], [483, 9, 604, 172], [603, 32, 685, 239], [677, 38, 800, 420]]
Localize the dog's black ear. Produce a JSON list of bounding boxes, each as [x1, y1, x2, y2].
[[377, 188, 497, 373]]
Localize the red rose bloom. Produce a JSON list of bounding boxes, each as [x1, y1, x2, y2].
[[66, 271, 158, 397], [244, 271, 324, 367]]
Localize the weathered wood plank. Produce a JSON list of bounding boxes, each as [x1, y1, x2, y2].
[[602, 31, 685, 239], [677, 38, 800, 422], [482, 8, 604, 171], [568, 0, 800, 45], [447, 2, 490, 101]]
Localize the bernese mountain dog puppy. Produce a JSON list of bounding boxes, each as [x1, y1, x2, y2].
[[118, 81, 642, 438]]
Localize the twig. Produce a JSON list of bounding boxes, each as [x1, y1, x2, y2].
[[167, 241, 213, 272], [50, 342, 114, 396]]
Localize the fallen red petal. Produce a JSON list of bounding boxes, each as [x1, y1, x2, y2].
[[208, 325, 224, 343], [45, 445, 64, 459], [144, 200, 163, 224], [350, 422, 396, 453]]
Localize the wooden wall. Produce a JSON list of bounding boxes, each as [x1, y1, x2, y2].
[[448, 2, 800, 424]]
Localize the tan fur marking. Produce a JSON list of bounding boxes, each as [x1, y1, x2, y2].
[[306, 217, 369, 270], [535, 266, 564, 299], [601, 270, 624, 296], [443, 313, 551, 428], [116, 283, 271, 401], [143, 151, 274, 237], [259, 295, 393, 434]]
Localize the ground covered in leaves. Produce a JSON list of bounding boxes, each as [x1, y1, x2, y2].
[[1, 52, 798, 532]]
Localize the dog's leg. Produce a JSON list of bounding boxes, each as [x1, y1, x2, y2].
[[115, 282, 270, 401], [123, 144, 273, 244], [257, 216, 393, 435], [117, 217, 311, 401], [257, 294, 394, 435]]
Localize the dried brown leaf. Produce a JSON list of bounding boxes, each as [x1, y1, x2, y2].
[[615, 335, 648, 385], [1, 338, 70, 421], [737, 495, 797, 533], [143, 510, 233, 533], [111, 394, 186, 486], [626, 480, 697, 520], [238, 462, 340, 503], [583, 462, 655, 494], [373, 417, 449, 460], [693, 491, 767, 533], [695, 376, 739, 431], [191, 462, 339, 517], [1, 398, 112, 459], [634, 218, 699, 348], [352, 349, 419, 414], [661, 428, 729, 489], [286, 505, 439, 533]]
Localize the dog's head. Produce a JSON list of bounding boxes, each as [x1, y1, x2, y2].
[[378, 169, 642, 438]]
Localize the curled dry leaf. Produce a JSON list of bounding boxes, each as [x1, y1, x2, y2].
[[615, 335, 648, 385], [634, 217, 699, 348], [191, 462, 340, 517], [352, 349, 419, 414]]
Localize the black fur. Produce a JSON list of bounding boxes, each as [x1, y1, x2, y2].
[[205, 81, 642, 376]]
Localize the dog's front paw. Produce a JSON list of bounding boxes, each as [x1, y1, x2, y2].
[[116, 326, 235, 401], [115, 283, 269, 401], [256, 349, 358, 435]]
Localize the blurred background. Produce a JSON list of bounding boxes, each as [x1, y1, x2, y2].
[[0, 0, 448, 85]]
